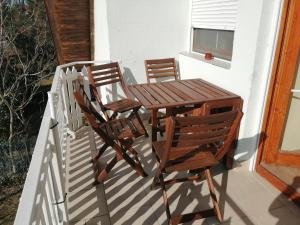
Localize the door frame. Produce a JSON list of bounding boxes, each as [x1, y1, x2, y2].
[[256, 0, 300, 205]]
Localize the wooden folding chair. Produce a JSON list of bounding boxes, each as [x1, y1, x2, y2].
[[144, 58, 178, 83], [88, 62, 148, 137], [152, 110, 243, 225], [73, 81, 148, 184]]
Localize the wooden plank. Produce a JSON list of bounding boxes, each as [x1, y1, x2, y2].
[[148, 68, 175, 74], [134, 85, 159, 105], [143, 85, 169, 104], [156, 83, 183, 101], [174, 129, 229, 141], [171, 135, 227, 148], [163, 83, 191, 101], [148, 74, 176, 78], [94, 74, 119, 82], [92, 68, 119, 76], [95, 78, 120, 86], [92, 63, 118, 70], [189, 80, 221, 97], [170, 81, 205, 100], [195, 79, 232, 96], [146, 58, 175, 64], [183, 80, 213, 98], [150, 85, 175, 103], [147, 63, 174, 69], [128, 86, 151, 106]]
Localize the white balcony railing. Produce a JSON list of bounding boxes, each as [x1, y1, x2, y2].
[[14, 61, 104, 225]]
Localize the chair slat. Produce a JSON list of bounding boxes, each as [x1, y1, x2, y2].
[[174, 111, 237, 126], [92, 62, 119, 70], [173, 128, 229, 141], [171, 135, 227, 148], [148, 74, 177, 79], [148, 68, 175, 75], [147, 63, 174, 69], [146, 58, 176, 64], [174, 123, 232, 133], [95, 78, 121, 86], [92, 69, 119, 77]]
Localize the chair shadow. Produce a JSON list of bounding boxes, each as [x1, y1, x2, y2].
[[268, 176, 300, 225]]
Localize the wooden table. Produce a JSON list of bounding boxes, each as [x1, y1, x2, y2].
[[128, 78, 243, 169]]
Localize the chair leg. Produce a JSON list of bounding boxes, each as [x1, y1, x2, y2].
[[90, 143, 109, 163], [204, 169, 223, 222], [95, 155, 118, 184], [133, 110, 149, 137], [158, 173, 172, 224], [122, 150, 148, 177], [128, 146, 146, 171], [151, 167, 161, 189], [158, 119, 164, 137]]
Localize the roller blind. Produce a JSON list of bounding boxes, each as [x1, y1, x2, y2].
[[191, 0, 238, 31]]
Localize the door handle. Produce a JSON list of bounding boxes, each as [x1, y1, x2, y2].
[[291, 89, 300, 93]]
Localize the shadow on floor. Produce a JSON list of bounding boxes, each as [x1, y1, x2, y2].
[[66, 126, 300, 225]]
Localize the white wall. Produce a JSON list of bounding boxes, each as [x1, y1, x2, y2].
[[179, 0, 283, 168], [94, 0, 110, 61], [104, 0, 190, 85]]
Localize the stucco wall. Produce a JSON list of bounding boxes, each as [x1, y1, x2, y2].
[[105, 0, 190, 85], [179, 0, 282, 168]]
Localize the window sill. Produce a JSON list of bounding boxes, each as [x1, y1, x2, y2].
[[180, 52, 231, 70]]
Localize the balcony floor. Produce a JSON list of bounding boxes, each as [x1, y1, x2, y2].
[[66, 125, 300, 225]]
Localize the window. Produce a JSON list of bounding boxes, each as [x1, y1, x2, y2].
[[192, 28, 234, 61], [191, 0, 238, 61]]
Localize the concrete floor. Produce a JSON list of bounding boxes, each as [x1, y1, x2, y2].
[[66, 126, 300, 225]]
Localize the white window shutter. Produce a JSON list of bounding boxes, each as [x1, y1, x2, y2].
[[192, 0, 238, 31]]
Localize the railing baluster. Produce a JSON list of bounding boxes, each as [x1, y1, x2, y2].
[[15, 61, 108, 225]]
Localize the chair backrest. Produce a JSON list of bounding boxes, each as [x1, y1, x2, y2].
[[73, 87, 119, 146], [144, 58, 178, 83], [88, 62, 130, 103], [72, 79, 106, 123], [160, 110, 243, 167]]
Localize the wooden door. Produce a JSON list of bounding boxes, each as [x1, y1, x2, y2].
[[262, 0, 300, 168]]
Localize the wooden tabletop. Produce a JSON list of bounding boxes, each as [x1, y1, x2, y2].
[[128, 79, 240, 109]]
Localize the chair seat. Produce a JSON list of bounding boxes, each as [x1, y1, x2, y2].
[[104, 99, 141, 113], [102, 117, 145, 142], [153, 141, 219, 172]]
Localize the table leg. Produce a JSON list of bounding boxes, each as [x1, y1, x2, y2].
[[151, 109, 158, 147], [225, 99, 243, 169]]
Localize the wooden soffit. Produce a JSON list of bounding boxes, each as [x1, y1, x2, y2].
[[44, 0, 93, 64]]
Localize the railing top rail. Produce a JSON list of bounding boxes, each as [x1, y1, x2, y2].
[[55, 60, 111, 70]]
